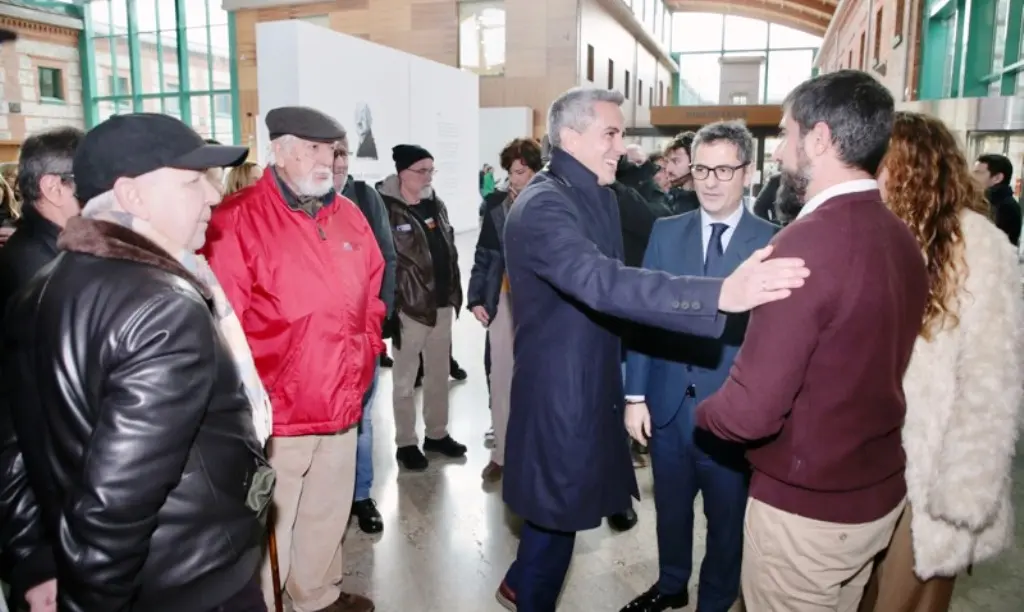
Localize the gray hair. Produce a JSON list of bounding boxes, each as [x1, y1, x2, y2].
[[692, 120, 755, 166], [547, 87, 625, 147], [18, 126, 84, 208]]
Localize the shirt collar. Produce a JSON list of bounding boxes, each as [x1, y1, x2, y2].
[[797, 179, 879, 219], [700, 203, 745, 229]]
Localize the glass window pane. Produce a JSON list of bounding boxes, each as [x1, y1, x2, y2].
[[182, 0, 219, 29], [768, 23, 822, 49], [672, 13, 723, 52], [458, 2, 505, 76], [677, 52, 721, 103], [97, 100, 119, 123], [189, 95, 215, 139], [724, 15, 768, 51], [766, 49, 814, 103], [138, 30, 178, 94], [723, 50, 766, 103], [184, 25, 227, 92]]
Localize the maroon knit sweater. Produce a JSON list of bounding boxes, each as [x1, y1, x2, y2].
[[695, 189, 928, 524]]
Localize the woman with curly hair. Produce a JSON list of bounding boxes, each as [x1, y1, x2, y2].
[[859, 111, 1023, 611]]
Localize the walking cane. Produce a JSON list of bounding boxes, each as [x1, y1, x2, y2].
[[267, 513, 284, 612]]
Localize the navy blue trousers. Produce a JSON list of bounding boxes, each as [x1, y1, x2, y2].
[[503, 521, 576, 612], [650, 410, 748, 612]]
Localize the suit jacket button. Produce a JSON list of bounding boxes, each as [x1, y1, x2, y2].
[[672, 300, 681, 309], [680, 301, 690, 310], [691, 300, 701, 310]]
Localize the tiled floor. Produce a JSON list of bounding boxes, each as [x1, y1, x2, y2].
[[338, 231, 1023, 612]]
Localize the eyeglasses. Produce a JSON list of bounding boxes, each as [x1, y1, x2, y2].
[[690, 163, 748, 181]]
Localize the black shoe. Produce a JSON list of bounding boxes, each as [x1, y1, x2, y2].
[[396, 445, 428, 471], [608, 506, 639, 532], [423, 435, 467, 458], [351, 499, 384, 534], [450, 360, 468, 381], [379, 353, 394, 368], [620, 585, 688, 611]]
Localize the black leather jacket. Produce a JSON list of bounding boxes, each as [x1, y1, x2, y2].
[[1, 217, 271, 612], [0, 206, 61, 314], [0, 205, 61, 604]]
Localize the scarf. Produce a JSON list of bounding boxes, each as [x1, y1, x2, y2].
[[80, 199, 273, 446]]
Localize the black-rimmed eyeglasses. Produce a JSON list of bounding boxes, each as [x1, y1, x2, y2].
[[690, 163, 749, 181]]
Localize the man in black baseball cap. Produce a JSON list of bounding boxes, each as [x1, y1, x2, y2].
[[71, 113, 247, 252], [1, 109, 271, 612], [74, 113, 247, 205]]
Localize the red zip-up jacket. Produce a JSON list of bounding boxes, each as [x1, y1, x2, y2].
[[202, 171, 386, 437]]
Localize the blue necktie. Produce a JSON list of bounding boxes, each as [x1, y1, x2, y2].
[[704, 223, 728, 275]]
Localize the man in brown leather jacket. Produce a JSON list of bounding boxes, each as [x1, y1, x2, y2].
[[376, 144, 466, 472]]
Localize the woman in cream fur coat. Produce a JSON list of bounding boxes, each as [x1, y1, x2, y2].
[[859, 112, 1023, 612]]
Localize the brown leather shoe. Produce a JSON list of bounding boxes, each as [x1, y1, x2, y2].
[[481, 461, 503, 482], [316, 592, 375, 612]]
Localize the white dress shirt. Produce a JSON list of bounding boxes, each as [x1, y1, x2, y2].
[[700, 205, 745, 263], [796, 179, 879, 220]]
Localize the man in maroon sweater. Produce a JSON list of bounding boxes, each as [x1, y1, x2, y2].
[[695, 70, 928, 610]]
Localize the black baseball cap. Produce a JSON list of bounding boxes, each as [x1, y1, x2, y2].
[[73, 113, 249, 203]]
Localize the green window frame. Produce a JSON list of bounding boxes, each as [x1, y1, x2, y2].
[[81, 0, 241, 144]]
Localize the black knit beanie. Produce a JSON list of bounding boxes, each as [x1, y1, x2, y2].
[[393, 144, 433, 173]]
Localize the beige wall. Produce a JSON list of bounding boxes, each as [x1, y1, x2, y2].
[[578, 0, 673, 130], [478, 0, 579, 137]]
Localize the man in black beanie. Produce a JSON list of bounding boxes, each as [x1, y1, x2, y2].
[[376, 145, 467, 471]]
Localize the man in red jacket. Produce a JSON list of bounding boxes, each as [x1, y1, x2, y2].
[[202, 106, 385, 612]]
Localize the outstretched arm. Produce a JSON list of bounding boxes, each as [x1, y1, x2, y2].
[[508, 191, 725, 338]]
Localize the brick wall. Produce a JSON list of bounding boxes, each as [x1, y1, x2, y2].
[[816, 0, 922, 101], [0, 14, 84, 159]]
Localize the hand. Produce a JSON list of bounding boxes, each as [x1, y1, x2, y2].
[[624, 402, 651, 446], [24, 578, 56, 612], [0, 225, 15, 246], [471, 305, 490, 326], [719, 245, 809, 313]]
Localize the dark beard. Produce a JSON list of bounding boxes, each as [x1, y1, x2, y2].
[[777, 169, 809, 224]]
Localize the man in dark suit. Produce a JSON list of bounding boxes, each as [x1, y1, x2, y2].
[[696, 71, 928, 610], [621, 121, 776, 612], [497, 87, 811, 612]]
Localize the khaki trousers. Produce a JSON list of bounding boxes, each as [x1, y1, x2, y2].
[[392, 307, 453, 447], [261, 429, 357, 612], [742, 497, 905, 612], [857, 505, 956, 612], [488, 291, 514, 466]]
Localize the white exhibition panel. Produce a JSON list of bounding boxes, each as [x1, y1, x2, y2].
[[479, 107, 533, 182], [254, 20, 481, 233]]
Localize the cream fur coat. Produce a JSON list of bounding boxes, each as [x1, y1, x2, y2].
[[902, 209, 1023, 580]]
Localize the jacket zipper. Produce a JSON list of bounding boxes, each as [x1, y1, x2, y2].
[[316, 221, 326, 241]]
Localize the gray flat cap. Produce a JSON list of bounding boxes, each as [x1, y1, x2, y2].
[[266, 106, 345, 143]]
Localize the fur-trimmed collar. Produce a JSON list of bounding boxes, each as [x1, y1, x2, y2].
[[58, 216, 212, 301]]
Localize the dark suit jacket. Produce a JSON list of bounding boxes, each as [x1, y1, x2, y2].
[[0, 205, 60, 603], [501, 147, 729, 532], [467, 190, 509, 321], [696, 189, 929, 524], [625, 208, 776, 429], [0, 207, 61, 316]]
